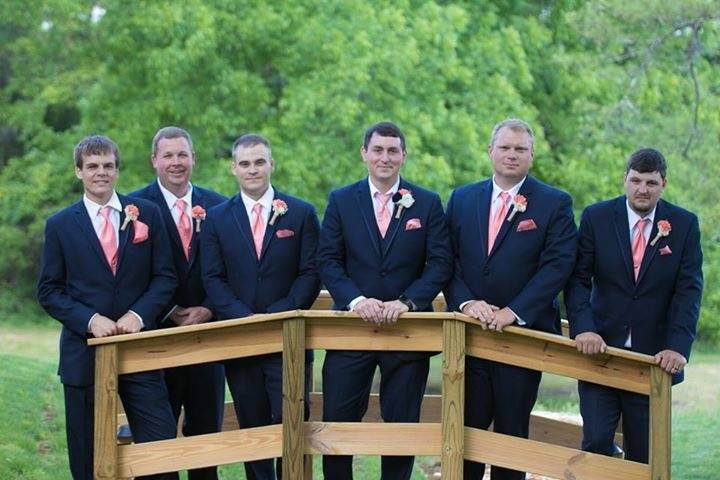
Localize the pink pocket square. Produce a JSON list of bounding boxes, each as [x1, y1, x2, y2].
[[276, 229, 295, 238], [132, 220, 149, 244], [405, 218, 422, 231], [659, 245, 672, 255], [516, 219, 537, 232]]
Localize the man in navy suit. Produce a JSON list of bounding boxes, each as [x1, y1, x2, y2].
[[37, 135, 178, 480], [318, 121, 453, 480], [201, 134, 320, 480], [131, 126, 227, 480], [565, 148, 703, 463], [444, 119, 577, 480]]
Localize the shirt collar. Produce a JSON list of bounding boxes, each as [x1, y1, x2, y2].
[[626, 199, 656, 229], [83, 191, 121, 216], [240, 185, 275, 213], [368, 176, 400, 198], [156, 178, 193, 208], [491, 175, 525, 201]]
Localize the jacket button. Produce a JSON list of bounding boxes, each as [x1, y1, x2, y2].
[[380, 271, 387, 277]]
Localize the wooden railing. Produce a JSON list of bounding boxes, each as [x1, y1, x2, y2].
[[89, 309, 669, 479]]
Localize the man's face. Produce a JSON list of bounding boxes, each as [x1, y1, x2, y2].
[[624, 169, 666, 215], [75, 153, 118, 204], [488, 127, 534, 185], [361, 133, 406, 186], [152, 137, 195, 192], [232, 143, 273, 200]]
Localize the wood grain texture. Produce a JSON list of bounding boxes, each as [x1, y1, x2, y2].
[[94, 344, 118, 479], [464, 426, 650, 480], [304, 422, 440, 456], [282, 318, 305, 479], [650, 366, 671, 480], [441, 319, 465, 479]]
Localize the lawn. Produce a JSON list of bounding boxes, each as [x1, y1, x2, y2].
[[1, 321, 718, 479]]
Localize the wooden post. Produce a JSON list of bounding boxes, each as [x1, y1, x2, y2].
[[282, 316, 305, 479], [442, 319, 465, 479], [649, 365, 671, 480], [94, 344, 119, 479]]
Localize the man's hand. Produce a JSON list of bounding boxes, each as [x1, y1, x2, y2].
[[354, 298, 385, 324], [116, 312, 143, 334], [574, 332, 607, 355], [488, 307, 516, 332], [90, 315, 118, 338], [461, 300, 499, 329], [655, 349, 687, 375], [381, 300, 409, 324], [171, 306, 212, 326]]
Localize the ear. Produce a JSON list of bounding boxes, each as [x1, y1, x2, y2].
[[75, 167, 83, 180]]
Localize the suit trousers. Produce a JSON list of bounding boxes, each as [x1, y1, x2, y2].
[[578, 380, 649, 463], [164, 362, 226, 479], [63, 370, 178, 480], [321, 350, 430, 480], [225, 353, 312, 480], [464, 358, 542, 480]]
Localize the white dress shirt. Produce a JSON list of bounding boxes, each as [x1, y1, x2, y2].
[[624, 201, 656, 347], [348, 177, 401, 311], [157, 179, 193, 225], [83, 191, 143, 330], [240, 185, 274, 226]]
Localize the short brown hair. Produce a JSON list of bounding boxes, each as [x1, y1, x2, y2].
[[73, 135, 120, 168], [232, 134, 271, 157], [151, 126, 194, 157], [490, 118, 534, 148]]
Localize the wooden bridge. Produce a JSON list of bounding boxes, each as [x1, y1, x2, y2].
[[88, 294, 670, 479]]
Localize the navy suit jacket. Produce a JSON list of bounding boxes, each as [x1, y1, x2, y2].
[[201, 190, 321, 320], [565, 197, 703, 379], [318, 177, 453, 315], [444, 176, 577, 334], [130, 181, 227, 321], [37, 195, 177, 386]]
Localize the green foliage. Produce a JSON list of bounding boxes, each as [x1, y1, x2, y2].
[[1, 1, 718, 343]]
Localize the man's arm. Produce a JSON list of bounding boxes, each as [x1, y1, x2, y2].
[[506, 192, 578, 327], [266, 205, 322, 313], [37, 219, 98, 336], [564, 208, 600, 337], [200, 212, 253, 319], [317, 191, 364, 309], [444, 190, 481, 311]]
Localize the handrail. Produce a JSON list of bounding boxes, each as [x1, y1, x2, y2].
[[89, 310, 670, 479]]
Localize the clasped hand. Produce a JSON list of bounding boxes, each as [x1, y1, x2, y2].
[[354, 298, 409, 324], [461, 300, 515, 332]]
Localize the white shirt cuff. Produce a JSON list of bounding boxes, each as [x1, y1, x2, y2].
[[128, 310, 145, 328], [348, 296, 367, 311]]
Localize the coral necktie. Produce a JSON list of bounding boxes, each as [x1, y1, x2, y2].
[[251, 203, 265, 259], [375, 192, 392, 238], [632, 218, 649, 280], [488, 192, 510, 253], [176, 199, 192, 260], [99, 206, 118, 274]]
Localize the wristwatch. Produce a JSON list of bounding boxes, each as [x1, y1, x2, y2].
[[398, 295, 416, 311]]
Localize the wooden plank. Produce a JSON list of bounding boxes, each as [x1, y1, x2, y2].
[[464, 427, 649, 480], [282, 318, 305, 479], [649, 366, 671, 480], [94, 344, 119, 479], [466, 325, 652, 394], [311, 291, 449, 312], [116, 320, 283, 374], [441, 319, 465, 479], [529, 413, 623, 450], [305, 315, 443, 351], [305, 422, 440, 456], [117, 424, 282, 477]]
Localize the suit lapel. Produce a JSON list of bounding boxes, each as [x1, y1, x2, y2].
[[149, 181, 184, 254], [115, 196, 131, 273], [488, 177, 533, 257], [613, 197, 635, 284], [259, 192, 282, 261], [475, 181, 492, 258], [636, 201, 665, 285], [188, 188, 204, 267], [380, 179, 408, 257], [355, 180, 382, 258], [230, 195, 258, 260], [72, 201, 113, 274]]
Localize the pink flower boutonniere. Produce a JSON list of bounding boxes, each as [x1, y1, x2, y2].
[[269, 199, 288, 226], [506, 194, 527, 222], [650, 219, 672, 246], [120, 204, 139, 231], [191, 205, 206, 232], [393, 188, 415, 219]]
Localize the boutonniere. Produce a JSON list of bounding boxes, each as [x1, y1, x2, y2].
[[392, 188, 415, 219], [269, 199, 288, 226], [191, 205, 206, 232], [506, 194, 527, 222], [120, 204, 139, 231], [650, 219, 671, 246]]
